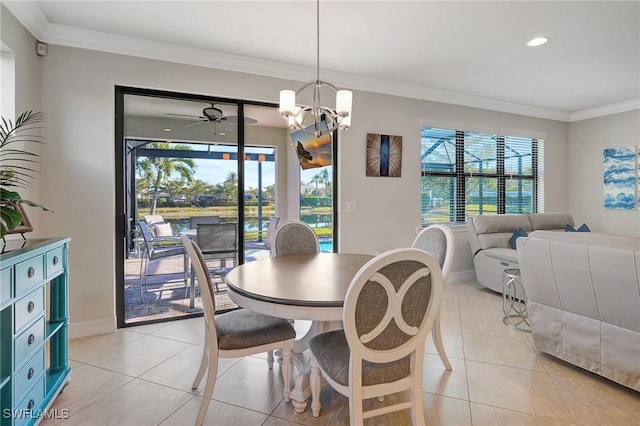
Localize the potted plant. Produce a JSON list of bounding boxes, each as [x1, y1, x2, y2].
[[0, 110, 52, 239]]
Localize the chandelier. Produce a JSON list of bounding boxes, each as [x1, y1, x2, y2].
[[279, 0, 352, 137]]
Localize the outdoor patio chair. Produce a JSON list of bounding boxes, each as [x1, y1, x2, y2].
[[308, 248, 444, 424], [196, 223, 238, 292], [189, 215, 220, 229], [270, 220, 319, 257], [180, 234, 295, 426], [245, 216, 279, 251], [143, 214, 181, 240], [138, 220, 187, 303], [412, 224, 456, 370]]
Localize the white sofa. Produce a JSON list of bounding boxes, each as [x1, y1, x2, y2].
[[517, 231, 640, 391], [466, 212, 574, 293]]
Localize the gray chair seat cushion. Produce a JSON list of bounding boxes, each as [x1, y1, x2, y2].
[[309, 330, 410, 387], [216, 310, 296, 350]]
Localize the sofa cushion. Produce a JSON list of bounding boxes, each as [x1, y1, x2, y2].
[[509, 227, 528, 249], [565, 223, 591, 232], [528, 212, 574, 230], [481, 247, 519, 263]]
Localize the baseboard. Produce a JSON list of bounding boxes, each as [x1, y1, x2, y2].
[[449, 269, 476, 283], [69, 317, 117, 339]]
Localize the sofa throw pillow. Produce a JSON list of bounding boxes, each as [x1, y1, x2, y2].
[[153, 222, 173, 237], [509, 227, 528, 249], [565, 223, 591, 232]]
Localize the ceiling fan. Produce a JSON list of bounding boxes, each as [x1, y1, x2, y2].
[[166, 103, 257, 127]]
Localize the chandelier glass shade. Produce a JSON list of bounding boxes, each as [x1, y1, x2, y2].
[[279, 0, 352, 137]]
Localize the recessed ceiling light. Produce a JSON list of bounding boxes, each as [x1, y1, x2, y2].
[[526, 37, 549, 47], [219, 132, 226, 136]]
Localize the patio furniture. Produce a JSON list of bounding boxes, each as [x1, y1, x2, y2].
[[138, 220, 187, 303], [143, 214, 181, 240], [412, 224, 456, 370], [308, 248, 444, 424], [189, 215, 220, 229], [196, 223, 238, 292], [245, 216, 279, 251], [180, 234, 296, 426], [270, 220, 319, 257]]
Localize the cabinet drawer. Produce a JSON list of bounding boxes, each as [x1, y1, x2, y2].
[[14, 348, 44, 403], [46, 247, 64, 279], [14, 287, 45, 333], [14, 376, 45, 426], [15, 256, 44, 296], [14, 317, 44, 372], [0, 267, 11, 304]]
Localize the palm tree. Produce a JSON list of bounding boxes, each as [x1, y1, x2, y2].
[[222, 172, 238, 201], [136, 142, 195, 214]]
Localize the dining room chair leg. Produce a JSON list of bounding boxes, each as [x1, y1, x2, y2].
[[349, 386, 364, 425], [282, 346, 293, 403], [432, 312, 452, 370], [309, 357, 322, 417], [410, 374, 426, 426], [192, 323, 210, 390], [195, 354, 218, 426], [267, 350, 274, 369]]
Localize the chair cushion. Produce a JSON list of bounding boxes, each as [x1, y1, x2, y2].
[[215, 310, 296, 350], [154, 223, 173, 236], [309, 330, 410, 387]]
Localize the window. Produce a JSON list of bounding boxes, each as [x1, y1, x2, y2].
[[420, 127, 543, 224]]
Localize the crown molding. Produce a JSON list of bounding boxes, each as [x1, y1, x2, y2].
[[569, 98, 640, 122], [3, 2, 49, 41], [7, 2, 631, 123]]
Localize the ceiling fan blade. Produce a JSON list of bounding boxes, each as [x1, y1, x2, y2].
[[224, 116, 258, 125], [166, 113, 205, 119], [183, 119, 207, 127]]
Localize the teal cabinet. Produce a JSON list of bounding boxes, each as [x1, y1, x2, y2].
[[0, 238, 71, 426]]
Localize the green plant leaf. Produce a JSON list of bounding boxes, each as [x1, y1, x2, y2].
[[0, 188, 21, 201], [0, 206, 23, 230], [18, 199, 54, 212]]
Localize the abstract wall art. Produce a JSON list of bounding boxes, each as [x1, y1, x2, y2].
[[366, 133, 402, 177], [603, 145, 638, 210]]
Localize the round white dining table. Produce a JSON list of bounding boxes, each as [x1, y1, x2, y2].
[[225, 252, 374, 412]]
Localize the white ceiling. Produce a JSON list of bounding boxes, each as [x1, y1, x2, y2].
[[5, 1, 640, 122]]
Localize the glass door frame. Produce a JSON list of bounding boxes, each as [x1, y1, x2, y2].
[[115, 86, 339, 328]]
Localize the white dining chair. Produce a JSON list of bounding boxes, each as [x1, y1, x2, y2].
[[180, 234, 296, 426], [412, 223, 455, 370], [270, 220, 319, 257], [308, 248, 444, 424]]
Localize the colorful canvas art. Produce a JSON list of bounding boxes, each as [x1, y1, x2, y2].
[[603, 146, 638, 210], [366, 133, 403, 177], [290, 120, 332, 170]]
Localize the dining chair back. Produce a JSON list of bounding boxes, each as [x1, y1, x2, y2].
[[180, 234, 296, 426], [271, 220, 319, 257], [308, 248, 444, 424], [189, 215, 220, 229], [137, 220, 186, 302], [412, 224, 455, 370]]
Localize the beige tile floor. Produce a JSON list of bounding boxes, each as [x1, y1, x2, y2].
[[42, 280, 640, 425]]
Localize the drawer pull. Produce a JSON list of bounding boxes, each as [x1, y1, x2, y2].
[[53, 255, 59, 265], [28, 367, 35, 380], [27, 267, 35, 278], [27, 333, 35, 346], [27, 399, 35, 410], [27, 301, 35, 313]]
